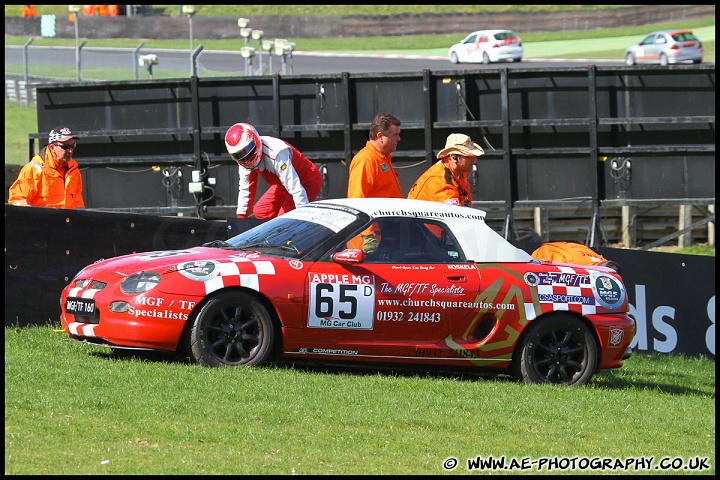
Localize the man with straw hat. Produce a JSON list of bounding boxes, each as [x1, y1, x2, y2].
[[408, 133, 484, 206]]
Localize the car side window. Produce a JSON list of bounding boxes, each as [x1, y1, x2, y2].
[[363, 217, 464, 264], [641, 35, 655, 46], [465, 34, 477, 44]]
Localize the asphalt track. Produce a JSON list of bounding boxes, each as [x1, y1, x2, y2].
[[2, 45, 629, 78], [4, 25, 714, 77]]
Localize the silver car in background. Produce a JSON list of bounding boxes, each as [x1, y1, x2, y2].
[[449, 29, 523, 64], [624, 30, 704, 66]]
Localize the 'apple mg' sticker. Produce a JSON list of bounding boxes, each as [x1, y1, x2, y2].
[[177, 260, 220, 282], [589, 271, 625, 310]]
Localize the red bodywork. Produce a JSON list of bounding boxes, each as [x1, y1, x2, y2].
[[61, 248, 634, 372]]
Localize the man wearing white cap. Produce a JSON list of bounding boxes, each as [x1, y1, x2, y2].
[[8, 126, 85, 209], [408, 133, 484, 206]]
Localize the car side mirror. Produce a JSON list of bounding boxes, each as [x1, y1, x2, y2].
[[333, 248, 364, 265]]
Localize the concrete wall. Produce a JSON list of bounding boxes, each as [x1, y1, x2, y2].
[[6, 5, 715, 40]]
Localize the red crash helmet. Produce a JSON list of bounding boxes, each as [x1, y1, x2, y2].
[[225, 123, 262, 168]]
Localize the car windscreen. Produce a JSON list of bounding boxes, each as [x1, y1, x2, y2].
[[226, 205, 363, 258], [673, 32, 699, 42], [495, 32, 518, 40]]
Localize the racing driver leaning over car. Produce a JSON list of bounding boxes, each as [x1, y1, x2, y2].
[[225, 122, 322, 219], [407, 133, 484, 207], [8, 126, 85, 209], [346, 112, 403, 253]]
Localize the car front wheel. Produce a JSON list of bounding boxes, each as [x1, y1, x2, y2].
[[625, 53, 635, 66], [187, 291, 276, 367], [512, 314, 597, 386]]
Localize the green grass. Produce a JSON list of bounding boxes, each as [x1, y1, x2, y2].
[[5, 100, 36, 166], [2, 5, 658, 18], [655, 245, 716, 256], [4, 325, 715, 475]]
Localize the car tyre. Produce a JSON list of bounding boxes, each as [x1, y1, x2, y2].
[[625, 53, 636, 66], [659, 53, 669, 67], [449, 51, 459, 64], [188, 291, 276, 367], [512, 314, 597, 386], [482, 52, 491, 64]]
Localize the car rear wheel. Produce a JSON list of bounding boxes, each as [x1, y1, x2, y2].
[[482, 52, 491, 64], [512, 314, 597, 386], [449, 51, 459, 64], [625, 53, 636, 66], [659, 53, 669, 67], [187, 291, 276, 367]]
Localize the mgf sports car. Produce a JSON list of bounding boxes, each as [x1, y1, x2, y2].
[[60, 197, 635, 386]]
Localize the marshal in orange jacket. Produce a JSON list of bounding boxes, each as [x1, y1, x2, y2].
[[8, 147, 85, 209], [531, 241, 621, 274]]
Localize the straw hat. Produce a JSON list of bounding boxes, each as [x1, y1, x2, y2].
[[436, 133, 484, 159]]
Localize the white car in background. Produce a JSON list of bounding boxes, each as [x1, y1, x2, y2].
[[449, 29, 523, 64], [624, 30, 704, 66]]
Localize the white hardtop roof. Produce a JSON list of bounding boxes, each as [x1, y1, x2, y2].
[[313, 197, 533, 263]]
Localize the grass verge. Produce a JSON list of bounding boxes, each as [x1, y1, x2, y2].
[[4, 324, 716, 475]]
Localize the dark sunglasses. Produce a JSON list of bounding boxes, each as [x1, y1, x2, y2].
[[56, 143, 77, 151]]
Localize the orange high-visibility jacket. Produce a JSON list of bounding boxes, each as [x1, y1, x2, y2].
[[407, 158, 472, 206], [346, 141, 402, 249], [531, 242, 608, 266], [8, 147, 85, 209], [347, 141, 402, 199], [21, 5, 37, 17]]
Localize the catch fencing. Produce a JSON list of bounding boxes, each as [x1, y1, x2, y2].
[[23, 64, 715, 249]]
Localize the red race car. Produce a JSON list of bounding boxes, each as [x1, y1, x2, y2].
[[60, 197, 634, 386]]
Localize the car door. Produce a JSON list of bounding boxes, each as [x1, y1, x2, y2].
[[471, 33, 490, 62], [643, 33, 667, 63], [636, 33, 658, 63], [303, 216, 481, 351], [459, 32, 479, 62]]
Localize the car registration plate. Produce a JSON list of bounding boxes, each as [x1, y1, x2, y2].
[[65, 297, 96, 315]]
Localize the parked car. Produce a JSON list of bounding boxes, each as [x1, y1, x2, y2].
[[59, 197, 634, 386], [449, 29, 523, 64], [624, 29, 704, 66]]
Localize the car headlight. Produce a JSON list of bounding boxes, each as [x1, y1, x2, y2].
[[120, 272, 161, 294]]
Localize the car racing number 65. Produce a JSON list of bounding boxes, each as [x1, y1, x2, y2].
[[307, 273, 375, 329]]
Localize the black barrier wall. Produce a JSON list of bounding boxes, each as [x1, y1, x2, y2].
[[5, 204, 714, 360], [599, 247, 715, 360], [4, 205, 228, 324], [30, 66, 715, 225]]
